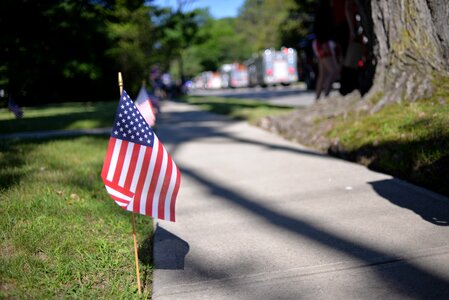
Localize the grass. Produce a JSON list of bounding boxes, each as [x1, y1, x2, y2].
[[0, 102, 154, 298], [0, 101, 117, 134], [182, 95, 294, 124], [327, 90, 449, 197]]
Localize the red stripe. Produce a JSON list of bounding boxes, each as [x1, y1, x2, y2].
[[133, 147, 153, 213], [101, 138, 116, 180], [145, 141, 164, 216], [112, 140, 128, 183], [104, 179, 134, 198], [169, 165, 181, 222], [158, 153, 173, 219], [124, 144, 141, 190], [110, 194, 130, 206]]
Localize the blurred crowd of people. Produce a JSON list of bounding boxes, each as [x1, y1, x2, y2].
[[149, 66, 188, 101]]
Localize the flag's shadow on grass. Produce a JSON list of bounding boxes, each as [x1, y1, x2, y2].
[[147, 223, 190, 270]]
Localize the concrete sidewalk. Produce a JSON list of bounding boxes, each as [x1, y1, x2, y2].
[[152, 101, 449, 299]]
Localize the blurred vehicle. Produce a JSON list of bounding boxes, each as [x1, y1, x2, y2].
[[220, 63, 249, 88], [245, 47, 298, 87], [207, 72, 222, 89], [297, 33, 318, 90]]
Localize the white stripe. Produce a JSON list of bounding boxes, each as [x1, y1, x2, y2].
[[164, 161, 178, 221], [152, 145, 168, 217], [105, 185, 133, 202], [130, 145, 147, 192], [115, 200, 127, 207], [119, 143, 134, 187], [139, 137, 160, 215], [107, 139, 122, 181]]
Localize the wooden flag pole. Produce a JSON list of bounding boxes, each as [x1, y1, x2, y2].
[[118, 72, 123, 94], [132, 213, 142, 295], [118, 72, 142, 296]]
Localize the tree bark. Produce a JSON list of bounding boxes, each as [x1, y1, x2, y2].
[[368, 0, 449, 110]]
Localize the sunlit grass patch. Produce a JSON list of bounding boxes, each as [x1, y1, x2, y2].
[[0, 137, 153, 299], [328, 93, 449, 197], [183, 95, 294, 124], [0, 101, 117, 134]]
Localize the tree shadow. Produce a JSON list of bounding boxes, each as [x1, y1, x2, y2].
[[156, 109, 333, 160], [176, 165, 449, 298], [369, 179, 449, 226], [0, 140, 28, 190]]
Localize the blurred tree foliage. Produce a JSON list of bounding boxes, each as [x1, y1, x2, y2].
[[0, 0, 316, 104], [236, 0, 296, 52]]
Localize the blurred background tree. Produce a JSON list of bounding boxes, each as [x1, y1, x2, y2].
[[0, 0, 317, 104]]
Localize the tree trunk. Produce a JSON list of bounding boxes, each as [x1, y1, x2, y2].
[[368, 0, 449, 110]]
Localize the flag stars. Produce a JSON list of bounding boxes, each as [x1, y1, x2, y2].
[[114, 130, 118, 135]]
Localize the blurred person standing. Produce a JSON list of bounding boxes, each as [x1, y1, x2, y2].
[[312, 0, 340, 100]]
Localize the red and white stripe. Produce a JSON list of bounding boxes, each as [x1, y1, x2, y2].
[[101, 136, 181, 222], [135, 87, 156, 127]]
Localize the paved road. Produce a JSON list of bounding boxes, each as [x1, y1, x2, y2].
[[152, 101, 449, 299]]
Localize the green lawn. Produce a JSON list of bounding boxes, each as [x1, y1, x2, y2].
[[0, 102, 117, 134], [1, 102, 153, 299]]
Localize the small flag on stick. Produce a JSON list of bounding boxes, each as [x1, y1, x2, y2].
[[101, 90, 181, 222], [8, 97, 23, 119], [135, 85, 156, 127]]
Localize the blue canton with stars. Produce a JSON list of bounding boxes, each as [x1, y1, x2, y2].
[[111, 90, 154, 147]]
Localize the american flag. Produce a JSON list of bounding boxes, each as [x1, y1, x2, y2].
[[135, 85, 156, 127], [101, 90, 181, 222], [8, 97, 23, 119]]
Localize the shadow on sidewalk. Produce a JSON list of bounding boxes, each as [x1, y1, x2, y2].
[[369, 179, 449, 226], [154, 102, 449, 297], [157, 110, 333, 160], [152, 224, 190, 270], [177, 165, 449, 298]]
